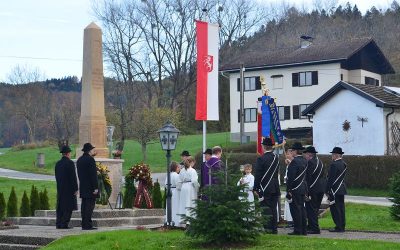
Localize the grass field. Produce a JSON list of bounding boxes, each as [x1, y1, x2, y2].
[[0, 177, 57, 214], [319, 203, 400, 232], [346, 187, 389, 197], [0, 132, 236, 174], [42, 229, 400, 250]]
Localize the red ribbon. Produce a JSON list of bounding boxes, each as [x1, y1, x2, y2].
[[134, 180, 153, 209]]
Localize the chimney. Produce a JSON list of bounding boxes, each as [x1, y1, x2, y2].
[[300, 35, 314, 48]]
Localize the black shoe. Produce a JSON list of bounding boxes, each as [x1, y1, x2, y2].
[[307, 230, 321, 234], [288, 231, 302, 235], [57, 225, 73, 229], [328, 228, 344, 233], [82, 227, 98, 230]]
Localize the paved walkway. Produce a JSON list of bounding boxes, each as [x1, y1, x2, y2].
[[0, 167, 55, 181]]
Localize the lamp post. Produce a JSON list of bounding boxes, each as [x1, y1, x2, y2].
[[157, 121, 180, 227], [106, 125, 115, 158]]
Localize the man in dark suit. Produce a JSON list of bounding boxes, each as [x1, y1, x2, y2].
[[326, 147, 347, 233], [286, 142, 307, 235], [304, 146, 325, 234], [55, 145, 78, 229], [77, 143, 99, 230], [254, 137, 280, 234]]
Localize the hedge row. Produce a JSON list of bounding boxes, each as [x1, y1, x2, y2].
[[196, 150, 399, 189]]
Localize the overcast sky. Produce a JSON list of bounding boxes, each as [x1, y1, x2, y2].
[[0, 0, 392, 82]]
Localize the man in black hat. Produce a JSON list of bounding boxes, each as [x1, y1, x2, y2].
[[254, 137, 280, 234], [55, 145, 78, 229], [304, 146, 325, 234], [77, 143, 99, 230], [326, 146, 347, 233], [180, 150, 191, 166], [286, 142, 307, 235]]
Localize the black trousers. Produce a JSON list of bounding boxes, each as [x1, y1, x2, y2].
[[305, 192, 324, 232], [56, 202, 72, 228], [289, 194, 307, 234], [330, 195, 345, 231], [261, 193, 280, 232], [81, 198, 96, 229]]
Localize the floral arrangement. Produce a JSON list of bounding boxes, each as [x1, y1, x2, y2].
[[128, 163, 153, 187], [96, 162, 112, 204], [112, 149, 123, 158]]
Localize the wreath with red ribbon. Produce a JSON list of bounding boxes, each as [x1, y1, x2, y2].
[[128, 163, 153, 209]]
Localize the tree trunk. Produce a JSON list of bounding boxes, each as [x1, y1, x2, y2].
[[141, 143, 147, 163]]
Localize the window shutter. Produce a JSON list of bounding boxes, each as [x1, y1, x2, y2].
[[312, 71, 318, 85], [376, 79, 380, 86], [284, 106, 291, 120], [237, 78, 240, 91], [293, 105, 299, 119], [238, 109, 240, 123], [255, 76, 261, 90], [292, 73, 299, 87]]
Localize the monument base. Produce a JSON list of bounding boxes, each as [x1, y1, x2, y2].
[[74, 158, 124, 207]]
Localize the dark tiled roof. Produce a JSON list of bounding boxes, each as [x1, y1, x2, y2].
[[220, 38, 394, 74], [303, 81, 400, 115]]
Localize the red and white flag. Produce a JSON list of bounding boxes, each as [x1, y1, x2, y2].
[[195, 20, 219, 121]]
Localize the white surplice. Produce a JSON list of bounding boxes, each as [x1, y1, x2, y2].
[[178, 167, 198, 222], [164, 172, 181, 226]]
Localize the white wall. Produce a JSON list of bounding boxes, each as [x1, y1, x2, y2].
[[313, 90, 385, 155], [348, 69, 382, 85], [229, 63, 342, 135]]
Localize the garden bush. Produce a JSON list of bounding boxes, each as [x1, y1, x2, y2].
[[0, 192, 6, 220], [39, 188, 50, 210], [7, 187, 18, 217], [30, 185, 40, 216], [389, 171, 400, 220], [20, 191, 30, 217], [152, 181, 162, 209], [123, 175, 136, 209]]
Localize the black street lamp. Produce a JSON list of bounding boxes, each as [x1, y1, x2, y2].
[[157, 121, 180, 226]]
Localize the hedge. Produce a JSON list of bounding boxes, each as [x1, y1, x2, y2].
[[196, 150, 399, 190]]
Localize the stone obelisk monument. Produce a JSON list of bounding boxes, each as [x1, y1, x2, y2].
[[77, 22, 108, 158]]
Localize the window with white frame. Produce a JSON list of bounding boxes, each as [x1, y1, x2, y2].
[[299, 104, 311, 119], [244, 108, 257, 122]]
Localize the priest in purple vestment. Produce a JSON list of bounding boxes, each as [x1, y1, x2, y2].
[[201, 146, 224, 187]]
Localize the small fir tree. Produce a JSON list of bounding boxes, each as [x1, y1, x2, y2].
[[0, 192, 6, 220], [123, 175, 136, 208], [389, 171, 400, 220], [184, 172, 265, 246], [39, 188, 50, 210], [7, 187, 18, 217], [30, 185, 40, 216], [20, 191, 30, 217], [152, 180, 162, 208]]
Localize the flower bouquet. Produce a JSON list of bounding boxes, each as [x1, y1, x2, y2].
[[96, 162, 112, 205], [112, 150, 123, 159], [128, 163, 153, 208]]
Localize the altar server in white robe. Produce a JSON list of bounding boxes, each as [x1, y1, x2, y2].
[[178, 156, 199, 224], [165, 162, 181, 226], [237, 164, 255, 207]]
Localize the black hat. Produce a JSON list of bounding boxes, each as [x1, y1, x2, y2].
[[203, 148, 212, 155], [60, 145, 71, 154], [304, 146, 318, 154], [261, 137, 274, 146], [82, 143, 95, 152], [290, 142, 305, 150], [330, 147, 344, 154], [181, 150, 190, 157]]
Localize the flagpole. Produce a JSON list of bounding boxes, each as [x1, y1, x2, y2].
[[203, 121, 206, 162]]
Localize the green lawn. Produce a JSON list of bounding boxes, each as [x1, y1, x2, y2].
[[0, 177, 57, 213], [346, 188, 389, 197], [320, 203, 400, 232], [43, 230, 400, 250], [0, 132, 236, 174]]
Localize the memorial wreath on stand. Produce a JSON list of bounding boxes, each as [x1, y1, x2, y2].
[[96, 162, 112, 205], [128, 163, 153, 209]]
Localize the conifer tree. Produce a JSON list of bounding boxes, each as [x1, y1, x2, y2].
[[7, 187, 18, 217], [30, 185, 40, 216], [0, 192, 6, 220], [39, 188, 50, 210], [123, 175, 136, 208], [389, 171, 400, 220], [20, 191, 30, 217], [152, 180, 162, 208]]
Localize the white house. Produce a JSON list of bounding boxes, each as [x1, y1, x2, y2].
[[302, 81, 400, 155], [220, 37, 395, 142]]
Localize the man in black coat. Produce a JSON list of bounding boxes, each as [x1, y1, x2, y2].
[[304, 146, 325, 234], [77, 143, 99, 230], [254, 137, 280, 234], [286, 142, 307, 235], [326, 147, 347, 233], [55, 145, 78, 229]]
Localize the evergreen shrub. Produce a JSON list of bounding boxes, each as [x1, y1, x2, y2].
[[20, 191, 30, 217], [7, 187, 18, 217]]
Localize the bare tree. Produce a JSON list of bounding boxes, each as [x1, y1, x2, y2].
[[6, 64, 46, 85]]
